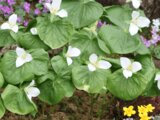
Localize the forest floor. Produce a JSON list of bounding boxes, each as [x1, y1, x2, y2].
[[2, 91, 160, 120]]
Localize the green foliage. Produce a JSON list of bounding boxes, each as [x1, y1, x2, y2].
[[99, 25, 141, 54], [36, 16, 74, 49], [0, 30, 16, 47], [70, 30, 105, 59], [62, 0, 103, 28], [0, 0, 158, 118], [38, 56, 75, 104], [1, 49, 49, 85], [14, 32, 49, 50], [72, 66, 110, 93], [107, 56, 155, 100], [0, 98, 5, 119], [1, 85, 36, 115]]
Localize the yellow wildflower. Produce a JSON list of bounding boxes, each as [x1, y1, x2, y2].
[[123, 106, 136, 117], [146, 104, 155, 112], [139, 113, 151, 120], [138, 105, 148, 115]]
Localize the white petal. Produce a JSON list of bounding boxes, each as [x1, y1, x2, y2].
[[26, 87, 40, 101], [16, 47, 25, 57], [153, 19, 160, 27], [56, 9, 68, 18], [30, 27, 38, 35], [28, 80, 35, 87], [129, 23, 139, 36], [67, 46, 81, 57], [66, 57, 73, 66], [51, 0, 62, 11], [123, 70, 133, 79], [89, 54, 98, 64], [131, 62, 142, 73], [9, 14, 17, 25], [97, 60, 112, 70], [16, 57, 26, 68], [1, 22, 10, 30], [11, 25, 18, 33], [45, 3, 52, 11], [137, 16, 150, 28], [88, 63, 96, 71], [132, 0, 141, 9], [132, 11, 140, 19], [120, 57, 131, 69], [157, 81, 160, 90], [25, 53, 33, 62], [155, 74, 160, 81]]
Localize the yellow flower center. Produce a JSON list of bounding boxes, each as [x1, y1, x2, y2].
[[21, 52, 27, 60], [127, 64, 133, 71], [51, 8, 58, 14]]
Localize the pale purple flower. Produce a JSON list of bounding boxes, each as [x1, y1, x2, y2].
[[17, 16, 22, 23], [97, 21, 106, 28], [141, 36, 151, 48], [34, 8, 41, 15], [0, 5, 13, 15], [7, 0, 15, 6], [23, 2, 30, 13], [23, 20, 29, 27]]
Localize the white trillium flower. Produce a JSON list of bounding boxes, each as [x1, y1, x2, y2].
[[45, 0, 68, 18], [16, 47, 33, 68], [65, 46, 81, 66], [152, 19, 160, 32], [88, 54, 112, 72], [24, 80, 40, 101], [126, 0, 141, 9], [120, 57, 142, 79], [0, 14, 18, 33], [129, 11, 150, 36], [30, 27, 38, 35], [153, 19, 160, 27], [155, 74, 160, 90]]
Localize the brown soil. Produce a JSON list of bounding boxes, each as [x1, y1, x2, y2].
[[1, 91, 160, 120]]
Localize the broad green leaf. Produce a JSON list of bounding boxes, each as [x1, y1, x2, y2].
[[37, 16, 73, 49], [1, 85, 36, 115], [38, 72, 75, 104], [105, 6, 132, 30], [0, 72, 4, 88], [1, 49, 49, 85], [0, 30, 16, 47], [143, 82, 160, 97], [72, 66, 110, 93], [39, 56, 74, 104], [97, 38, 111, 54], [154, 45, 160, 59], [70, 30, 105, 60], [107, 55, 155, 100], [0, 98, 5, 118], [62, 0, 103, 28], [15, 32, 49, 50], [51, 56, 69, 74], [99, 25, 141, 54]]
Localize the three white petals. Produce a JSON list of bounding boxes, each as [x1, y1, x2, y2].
[[16, 47, 33, 68], [24, 80, 40, 101], [1, 14, 18, 33], [45, 0, 68, 18], [120, 57, 142, 79]]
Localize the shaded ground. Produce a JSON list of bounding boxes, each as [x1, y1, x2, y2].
[[2, 91, 160, 120]]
